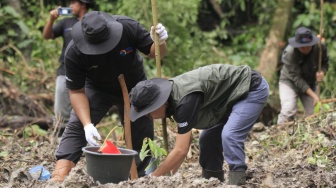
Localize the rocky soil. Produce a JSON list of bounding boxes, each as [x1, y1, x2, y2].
[[1, 111, 336, 188]]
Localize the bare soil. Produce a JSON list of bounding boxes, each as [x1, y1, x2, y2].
[[1, 112, 336, 188]]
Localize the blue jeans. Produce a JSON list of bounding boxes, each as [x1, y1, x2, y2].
[[199, 77, 269, 171]]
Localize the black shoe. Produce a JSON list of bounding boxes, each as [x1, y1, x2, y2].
[[228, 171, 246, 185], [202, 169, 224, 182]]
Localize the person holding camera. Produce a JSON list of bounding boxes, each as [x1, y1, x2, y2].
[[50, 11, 168, 182], [43, 0, 94, 136]]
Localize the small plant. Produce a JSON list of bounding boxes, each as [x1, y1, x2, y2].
[[314, 102, 331, 114], [24, 124, 47, 138], [139, 137, 167, 172]]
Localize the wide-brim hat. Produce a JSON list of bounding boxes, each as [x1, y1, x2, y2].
[[129, 78, 172, 122], [288, 27, 320, 48], [78, 0, 94, 5], [72, 11, 123, 55]]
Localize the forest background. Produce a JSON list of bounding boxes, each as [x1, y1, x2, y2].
[[1, 0, 336, 127], [1, 0, 336, 187]]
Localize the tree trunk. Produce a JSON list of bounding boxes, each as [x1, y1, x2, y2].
[[255, 0, 295, 125], [5, 0, 22, 11], [257, 0, 294, 81]]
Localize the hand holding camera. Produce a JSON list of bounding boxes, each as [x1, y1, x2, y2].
[[49, 6, 72, 21], [58, 7, 72, 16]]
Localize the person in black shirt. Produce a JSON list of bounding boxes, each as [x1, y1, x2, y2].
[[51, 11, 168, 182], [43, 0, 94, 135]]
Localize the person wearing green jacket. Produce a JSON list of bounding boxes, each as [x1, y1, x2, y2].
[[129, 64, 269, 185], [277, 27, 329, 124]]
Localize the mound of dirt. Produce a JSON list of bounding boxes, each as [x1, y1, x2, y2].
[[1, 112, 336, 187]]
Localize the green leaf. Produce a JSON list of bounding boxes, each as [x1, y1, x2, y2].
[[322, 103, 330, 111], [139, 138, 150, 161], [15, 20, 30, 35], [240, 1, 246, 11], [0, 35, 5, 43], [24, 125, 47, 137], [159, 148, 167, 156], [307, 157, 316, 165], [139, 149, 149, 161], [314, 102, 321, 113], [18, 39, 33, 48], [3, 6, 20, 17], [0, 151, 9, 157]]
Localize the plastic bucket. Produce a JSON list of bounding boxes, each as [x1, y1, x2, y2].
[[82, 146, 138, 184]]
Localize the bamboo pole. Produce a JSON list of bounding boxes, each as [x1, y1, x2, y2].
[[151, 0, 169, 152], [151, 0, 161, 78], [316, 0, 324, 97]]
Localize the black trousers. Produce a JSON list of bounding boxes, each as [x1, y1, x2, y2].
[[55, 86, 154, 177]]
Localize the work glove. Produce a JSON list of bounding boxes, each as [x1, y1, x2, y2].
[[150, 23, 168, 45], [84, 123, 101, 146]]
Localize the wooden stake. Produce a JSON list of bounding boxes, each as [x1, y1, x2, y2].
[[320, 97, 336, 104], [118, 74, 138, 180]]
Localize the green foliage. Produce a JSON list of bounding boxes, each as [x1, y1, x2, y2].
[[1, 0, 61, 95], [24, 125, 48, 137], [258, 112, 336, 169], [314, 102, 331, 113], [306, 133, 334, 168], [0, 151, 9, 157], [94, 0, 277, 77], [1, 0, 335, 175], [0, 0, 278, 95], [140, 137, 167, 171], [195, 0, 276, 69], [0, 6, 28, 44], [101, 0, 203, 77]]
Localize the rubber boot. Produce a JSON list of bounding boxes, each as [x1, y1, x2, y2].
[[50, 159, 75, 182], [202, 169, 224, 182], [228, 171, 246, 185]]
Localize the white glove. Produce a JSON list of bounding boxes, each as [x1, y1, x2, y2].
[[84, 123, 101, 146], [150, 23, 168, 45]]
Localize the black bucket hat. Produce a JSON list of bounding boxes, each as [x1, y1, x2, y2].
[[129, 78, 172, 122], [288, 27, 320, 48], [78, 0, 94, 4], [72, 11, 123, 55]]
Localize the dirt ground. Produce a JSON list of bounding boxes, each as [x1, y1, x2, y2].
[[1, 112, 336, 188]]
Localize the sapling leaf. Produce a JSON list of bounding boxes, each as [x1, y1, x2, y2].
[[314, 102, 321, 113], [140, 138, 150, 161], [140, 150, 150, 161], [139, 137, 167, 172], [159, 148, 167, 156], [322, 103, 330, 111]]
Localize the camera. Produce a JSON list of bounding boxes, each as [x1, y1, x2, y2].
[[58, 7, 72, 16]]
